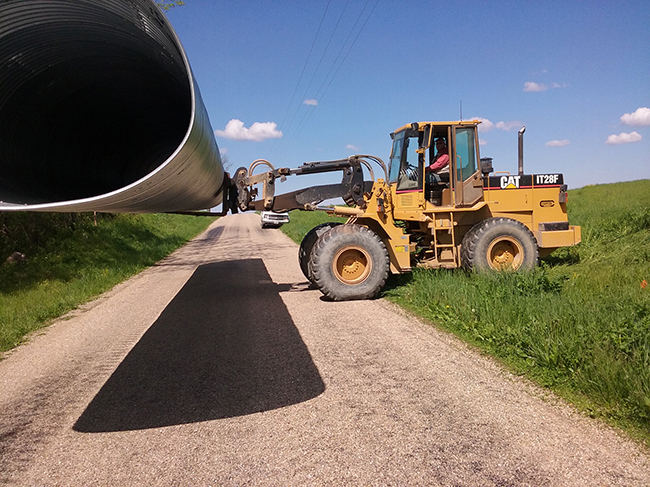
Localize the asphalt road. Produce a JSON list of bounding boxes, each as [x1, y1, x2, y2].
[[1, 213, 648, 486]]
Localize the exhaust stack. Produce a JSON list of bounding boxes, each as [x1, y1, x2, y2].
[[518, 126, 526, 176], [0, 0, 225, 213]]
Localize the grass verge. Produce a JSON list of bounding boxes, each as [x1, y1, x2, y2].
[[281, 210, 346, 244], [283, 180, 650, 444], [0, 212, 212, 354]]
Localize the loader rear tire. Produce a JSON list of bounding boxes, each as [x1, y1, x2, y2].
[[461, 217, 538, 271], [299, 222, 343, 284], [309, 224, 389, 301]]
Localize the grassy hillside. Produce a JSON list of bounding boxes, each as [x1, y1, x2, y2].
[[0, 212, 212, 353], [284, 180, 650, 442]]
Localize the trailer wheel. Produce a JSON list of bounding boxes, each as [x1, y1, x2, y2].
[[309, 224, 389, 301], [461, 217, 538, 271], [299, 222, 343, 284]]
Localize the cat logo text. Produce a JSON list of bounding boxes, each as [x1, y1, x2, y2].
[[500, 175, 521, 189]]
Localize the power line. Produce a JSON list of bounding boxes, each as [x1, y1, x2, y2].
[[278, 0, 379, 159], [270, 0, 333, 155], [273, 0, 352, 158]]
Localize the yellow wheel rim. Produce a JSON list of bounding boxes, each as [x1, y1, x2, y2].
[[487, 237, 523, 270], [333, 246, 372, 284]]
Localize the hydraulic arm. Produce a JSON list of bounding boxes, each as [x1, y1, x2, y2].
[[232, 155, 386, 213]]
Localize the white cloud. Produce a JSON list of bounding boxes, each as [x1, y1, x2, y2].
[[605, 131, 642, 145], [474, 117, 495, 131], [346, 144, 360, 151], [524, 81, 548, 92], [524, 81, 567, 92], [215, 119, 282, 142], [620, 107, 650, 127], [303, 99, 318, 106], [496, 121, 524, 131], [479, 139, 487, 146], [473, 117, 523, 132], [546, 139, 570, 147]]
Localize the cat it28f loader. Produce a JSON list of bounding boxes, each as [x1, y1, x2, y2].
[[229, 120, 581, 301]]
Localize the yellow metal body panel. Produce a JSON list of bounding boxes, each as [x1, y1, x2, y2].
[[535, 226, 582, 249], [392, 120, 481, 133], [483, 180, 577, 249], [531, 188, 573, 232]]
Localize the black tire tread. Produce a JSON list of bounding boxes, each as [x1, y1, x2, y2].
[[461, 217, 538, 271], [298, 222, 343, 283], [309, 224, 389, 301]]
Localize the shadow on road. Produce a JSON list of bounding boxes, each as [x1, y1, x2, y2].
[[74, 259, 325, 433]]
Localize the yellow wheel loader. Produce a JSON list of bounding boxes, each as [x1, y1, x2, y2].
[[229, 120, 581, 301]]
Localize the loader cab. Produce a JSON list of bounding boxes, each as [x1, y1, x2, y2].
[[388, 121, 484, 210]]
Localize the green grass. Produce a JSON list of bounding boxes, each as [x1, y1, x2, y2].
[[283, 180, 650, 443], [0, 212, 212, 353], [281, 209, 347, 244]]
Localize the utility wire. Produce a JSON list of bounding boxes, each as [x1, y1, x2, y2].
[[315, 0, 378, 104], [279, 0, 379, 159], [292, 0, 375, 136], [273, 0, 352, 158], [270, 0, 332, 155]]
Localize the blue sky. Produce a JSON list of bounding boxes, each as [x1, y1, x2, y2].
[[165, 1, 649, 192]]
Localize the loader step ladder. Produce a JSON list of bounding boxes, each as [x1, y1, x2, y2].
[[428, 211, 458, 268]]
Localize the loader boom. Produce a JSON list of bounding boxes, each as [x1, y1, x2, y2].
[[233, 156, 385, 213]]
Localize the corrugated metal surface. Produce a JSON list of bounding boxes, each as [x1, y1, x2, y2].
[[0, 0, 225, 212]]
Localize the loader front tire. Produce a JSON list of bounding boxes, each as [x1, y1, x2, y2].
[[309, 224, 389, 301], [461, 217, 538, 271], [299, 222, 343, 284]]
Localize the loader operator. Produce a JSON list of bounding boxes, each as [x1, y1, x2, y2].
[[425, 138, 449, 183]]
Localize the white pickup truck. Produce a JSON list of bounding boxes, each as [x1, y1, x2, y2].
[[260, 211, 290, 228]]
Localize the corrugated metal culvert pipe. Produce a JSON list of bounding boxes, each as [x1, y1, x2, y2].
[[0, 0, 225, 212]]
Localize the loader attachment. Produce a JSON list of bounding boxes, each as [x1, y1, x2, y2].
[[233, 156, 383, 213]]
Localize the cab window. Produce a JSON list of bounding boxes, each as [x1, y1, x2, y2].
[[455, 127, 477, 182], [388, 132, 404, 184], [388, 131, 421, 192]]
